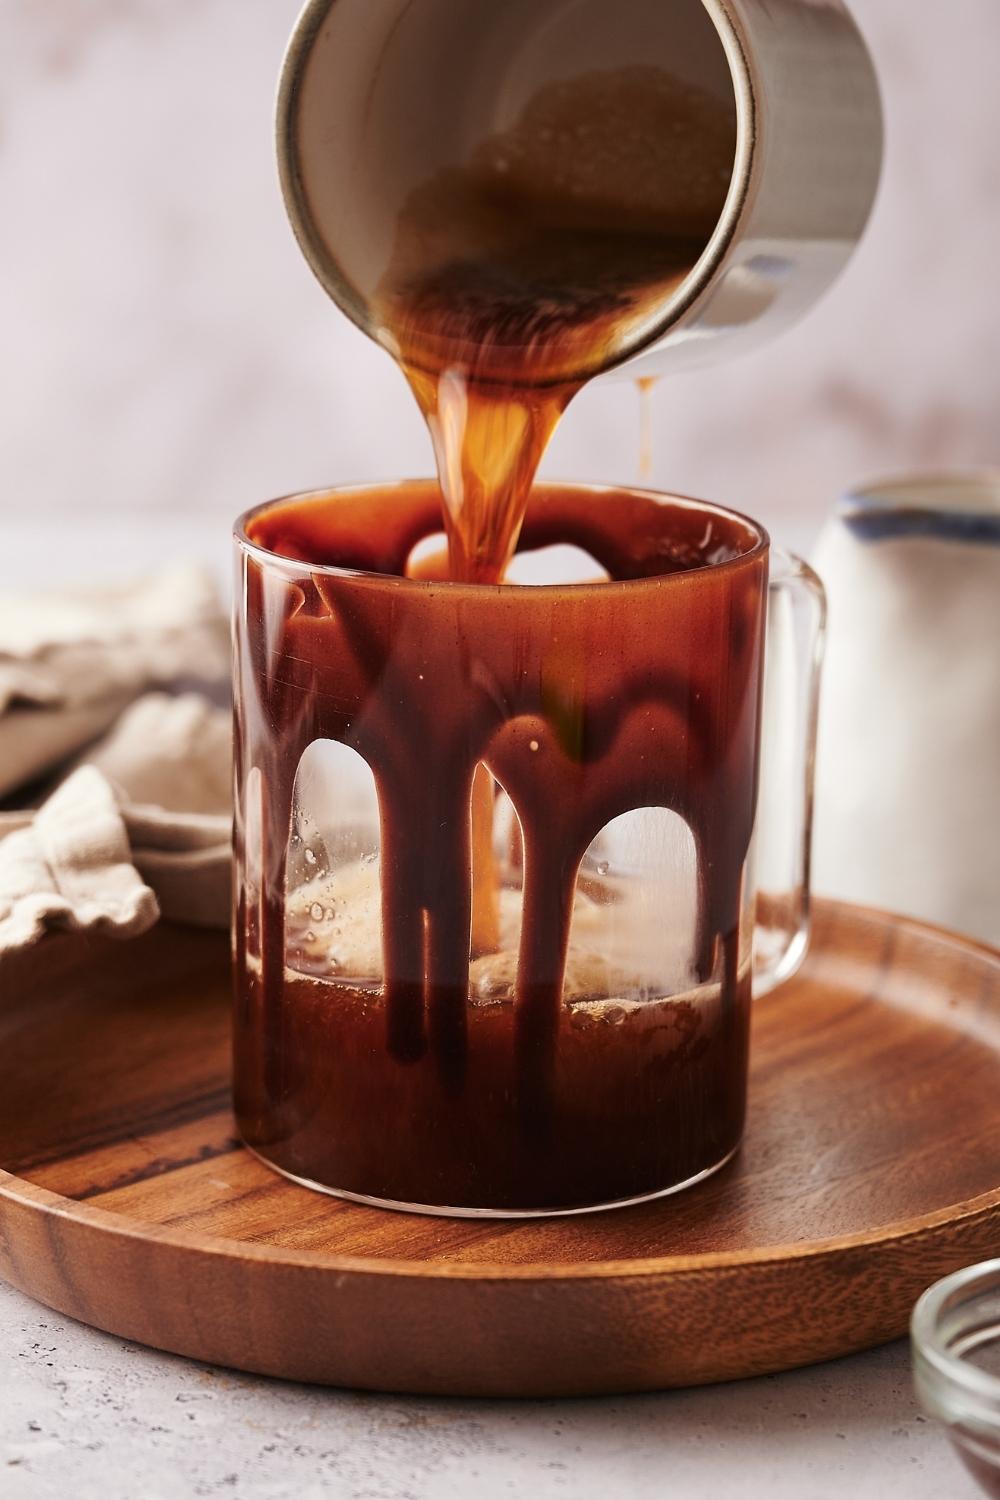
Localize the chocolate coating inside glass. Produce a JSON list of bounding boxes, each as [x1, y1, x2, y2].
[[234, 482, 767, 1212]]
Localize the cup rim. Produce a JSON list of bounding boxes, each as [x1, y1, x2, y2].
[[912, 1259, 1000, 1407], [233, 478, 770, 594], [276, 0, 756, 388]]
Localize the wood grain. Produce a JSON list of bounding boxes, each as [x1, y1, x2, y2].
[[1, 901, 999, 1397]]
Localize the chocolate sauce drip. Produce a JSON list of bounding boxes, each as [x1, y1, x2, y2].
[[236, 483, 766, 1203]]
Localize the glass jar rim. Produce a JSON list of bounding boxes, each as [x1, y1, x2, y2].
[[234, 479, 770, 594]]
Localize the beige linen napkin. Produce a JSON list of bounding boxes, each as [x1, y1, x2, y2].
[[0, 692, 232, 956], [0, 766, 159, 951], [0, 563, 228, 798]]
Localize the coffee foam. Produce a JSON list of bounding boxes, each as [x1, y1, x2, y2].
[[285, 856, 705, 1005]]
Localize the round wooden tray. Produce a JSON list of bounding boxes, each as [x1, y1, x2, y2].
[[1, 900, 998, 1398]]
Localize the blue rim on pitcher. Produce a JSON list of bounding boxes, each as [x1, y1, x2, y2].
[[842, 471, 1000, 546]]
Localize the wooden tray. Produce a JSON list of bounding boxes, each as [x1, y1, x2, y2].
[[1, 900, 999, 1398]]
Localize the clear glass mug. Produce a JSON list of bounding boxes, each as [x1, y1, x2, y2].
[[233, 481, 823, 1217]]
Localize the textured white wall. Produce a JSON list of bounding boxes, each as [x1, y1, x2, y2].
[[1, 0, 998, 548]]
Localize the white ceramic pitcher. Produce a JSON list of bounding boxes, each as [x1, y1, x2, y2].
[[812, 474, 1000, 947]]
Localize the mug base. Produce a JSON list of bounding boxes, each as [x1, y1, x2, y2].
[[243, 1139, 741, 1220]]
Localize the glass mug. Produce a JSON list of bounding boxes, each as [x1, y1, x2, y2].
[[233, 481, 823, 1216]]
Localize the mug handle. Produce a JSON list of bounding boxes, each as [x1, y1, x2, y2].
[[753, 548, 827, 997]]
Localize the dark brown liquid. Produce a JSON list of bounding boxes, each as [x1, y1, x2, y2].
[[238, 973, 749, 1211], [236, 483, 766, 1210]]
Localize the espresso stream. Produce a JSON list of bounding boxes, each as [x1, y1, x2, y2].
[[235, 65, 754, 1209], [377, 63, 736, 583]]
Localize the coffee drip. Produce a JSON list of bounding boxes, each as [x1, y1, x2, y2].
[[637, 376, 660, 480]]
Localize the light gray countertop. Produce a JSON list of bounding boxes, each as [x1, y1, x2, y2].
[[0, 1278, 973, 1500]]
